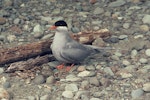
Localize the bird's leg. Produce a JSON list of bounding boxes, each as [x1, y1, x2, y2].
[[56, 63, 65, 70], [65, 64, 74, 72]]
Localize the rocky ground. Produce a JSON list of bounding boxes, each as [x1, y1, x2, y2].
[[0, 0, 150, 100]]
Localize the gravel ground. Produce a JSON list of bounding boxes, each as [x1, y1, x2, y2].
[[0, 0, 150, 100]]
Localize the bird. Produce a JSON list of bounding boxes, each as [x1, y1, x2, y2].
[[49, 20, 104, 71]]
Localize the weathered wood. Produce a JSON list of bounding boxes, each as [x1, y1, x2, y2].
[[5, 55, 55, 72], [0, 39, 52, 65]]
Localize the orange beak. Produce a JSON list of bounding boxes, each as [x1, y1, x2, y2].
[[49, 25, 57, 30]]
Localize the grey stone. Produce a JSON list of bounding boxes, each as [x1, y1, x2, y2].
[[145, 49, 150, 57], [93, 7, 104, 14], [89, 77, 100, 86], [142, 15, 150, 24], [33, 75, 45, 84], [62, 91, 73, 98], [119, 35, 128, 40], [71, 26, 80, 33], [131, 88, 144, 98], [139, 58, 148, 64], [65, 83, 78, 92], [109, 0, 126, 7], [46, 76, 55, 84], [40, 94, 50, 100], [3, 82, 11, 88], [103, 67, 114, 76], [13, 18, 20, 24]]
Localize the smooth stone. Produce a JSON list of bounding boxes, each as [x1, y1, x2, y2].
[[90, 98, 100, 100], [34, 32, 44, 39], [33, 24, 43, 33], [131, 88, 144, 98], [122, 60, 130, 66], [62, 91, 73, 99], [81, 80, 89, 89], [3, 82, 11, 88], [139, 58, 148, 64], [109, 0, 126, 7], [93, 7, 104, 14], [74, 91, 89, 100], [120, 72, 133, 78], [140, 25, 149, 32], [0, 17, 6, 25], [145, 49, 150, 57], [0, 68, 4, 74], [77, 66, 86, 72], [65, 74, 81, 82], [40, 94, 50, 100], [143, 83, 150, 92], [86, 65, 96, 71], [118, 35, 128, 40], [27, 96, 35, 100], [42, 34, 54, 40], [0, 35, 6, 41], [65, 83, 78, 92], [89, 77, 100, 86], [33, 75, 45, 84], [103, 67, 114, 76], [46, 76, 55, 84], [123, 23, 130, 29], [7, 35, 16, 42], [142, 15, 150, 24], [78, 70, 90, 77], [13, 18, 20, 24], [131, 49, 138, 58], [108, 37, 119, 43], [124, 65, 136, 72]]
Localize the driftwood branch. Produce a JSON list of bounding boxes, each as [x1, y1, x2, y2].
[[0, 40, 52, 65]]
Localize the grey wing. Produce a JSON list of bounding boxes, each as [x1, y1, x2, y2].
[[60, 42, 91, 63]]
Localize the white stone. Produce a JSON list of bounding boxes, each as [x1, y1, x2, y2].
[[78, 70, 90, 77], [145, 49, 150, 57], [143, 83, 150, 92], [62, 91, 73, 98]]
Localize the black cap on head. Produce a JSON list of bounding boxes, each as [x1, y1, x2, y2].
[[54, 20, 68, 27]]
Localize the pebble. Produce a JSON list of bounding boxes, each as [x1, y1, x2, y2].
[[33, 75, 45, 84], [119, 72, 133, 78], [77, 66, 86, 72], [74, 91, 89, 100], [145, 49, 150, 57], [46, 76, 55, 84], [33, 24, 43, 33], [81, 80, 90, 89], [143, 83, 150, 92], [93, 7, 104, 15], [86, 65, 96, 71], [140, 25, 149, 32], [139, 58, 148, 64], [142, 15, 150, 24], [122, 60, 130, 66], [3, 81, 11, 88], [89, 77, 100, 86], [103, 67, 114, 76], [90, 98, 100, 100], [123, 23, 130, 29], [7, 35, 16, 42], [108, 0, 126, 7], [0, 68, 4, 74], [106, 37, 119, 43], [34, 32, 44, 39], [0, 88, 10, 99], [131, 88, 144, 98], [27, 96, 35, 100], [0, 17, 6, 25], [65, 74, 81, 82], [131, 49, 138, 58], [65, 83, 78, 92], [13, 18, 20, 24], [118, 35, 128, 40], [62, 91, 74, 99], [78, 70, 90, 77], [40, 94, 50, 100], [124, 65, 136, 72]]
